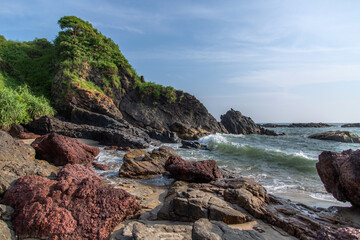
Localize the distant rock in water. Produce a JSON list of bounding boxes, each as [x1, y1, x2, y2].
[[317, 149, 360, 207], [220, 109, 278, 136], [308, 131, 360, 143], [180, 140, 209, 150], [261, 123, 333, 128], [342, 123, 360, 127]]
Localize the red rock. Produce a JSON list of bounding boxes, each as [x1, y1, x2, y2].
[[104, 146, 118, 150], [165, 156, 223, 183], [31, 133, 100, 166], [317, 227, 360, 240], [93, 162, 110, 171], [317, 149, 360, 206], [3, 164, 140, 240], [9, 124, 40, 139]]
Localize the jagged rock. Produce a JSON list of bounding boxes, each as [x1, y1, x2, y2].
[[317, 150, 360, 206], [317, 227, 360, 240], [31, 132, 99, 166], [92, 162, 110, 171], [146, 129, 180, 143], [0, 205, 14, 221], [220, 109, 277, 136], [3, 164, 140, 240], [192, 218, 264, 240], [342, 123, 360, 128], [119, 147, 176, 178], [309, 131, 360, 143], [25, 116, 152, 148], [165, 156, 223, 183], [8, 124, 40, 139], [0, 220, 16, 240], [157, 188, 251, 224], [180, 140, 209, 150], [0, 131, 58, 196]]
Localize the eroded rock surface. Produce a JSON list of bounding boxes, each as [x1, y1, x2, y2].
[[8, 124, 40, 139], [3, 164, 140, 240], [309, 131, 360, 143]]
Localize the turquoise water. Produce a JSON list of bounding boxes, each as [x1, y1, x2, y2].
[[96, 124, 360, 207]]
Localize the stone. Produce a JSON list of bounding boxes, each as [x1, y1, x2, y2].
[[180, 140, 209, 150], [0, 204, 14, 221], [316, 149, 360, 206], [104, 146, 131, 151], [119, 147, 176, 178], [93, 162, 110, 171], [192, 218, 264, 240], [8, 124, 40, 139], [146, 130, 180, 143], [341, 123, 360, 128], [165, 156, 223, 183], [31, 132, 100, 166], [317, 227, 360, 240], [0, 220, 16, 240], [3, 164, 140, 240], [309, 131, 360, 143], [0, 131, 58, 196]]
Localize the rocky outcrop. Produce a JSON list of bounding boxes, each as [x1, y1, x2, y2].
[[317, 227, 360, 240], [342, 123, 360, 128], [8, 124, 40, 139], [0, 131, 58, 196], [317, 150, 360, 206], [262, 123, 333, 128], [309, 131, 360, 143], [180, 140, 209, 150], [119, 147, 176, 178], [165, 156, 223, 182], [31, 132, 99, 166], [3, 164, 140, 240], [221, 109, 277, 136], [25, 116, 152, 148]]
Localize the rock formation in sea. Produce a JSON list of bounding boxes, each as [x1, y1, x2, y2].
[[308, 131, 360, 143], [261, 123, 333, 128], [342, 123, 360, 127]]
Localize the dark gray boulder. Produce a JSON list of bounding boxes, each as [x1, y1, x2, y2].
[[309, 131, 360, 143]]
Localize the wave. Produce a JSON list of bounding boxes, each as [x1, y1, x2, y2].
[[200, 134, 317, 173]]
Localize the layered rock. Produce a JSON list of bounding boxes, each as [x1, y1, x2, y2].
[[165, 156, 223, 183], [3, 164, 140, 240], [31, 132, 99, 166], [119, 147, 176, 178], [0, 131, 58, 196], [309, 131, 360, 143], [317, 227, 360, 240], [220, 109, 277, 136], [317, 149, 360, 206]]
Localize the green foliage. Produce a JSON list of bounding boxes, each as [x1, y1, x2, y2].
[[137, 80, 177, 104]]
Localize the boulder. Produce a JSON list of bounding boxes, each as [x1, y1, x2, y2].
[[317, 227, 360, 240], [192, 218, 264, 240], [0, 131, 58, 196], [220, 109, 277, 136], [180, 140, 209, 150], [8, 124, 40, 139], [3, 164, 140, 240], [119, 147, 176, 178], [146, 129, 180, 143], [0, 220, 15, 240], [309, 131, 360, 143], [92, 162, 110, 171], [31, 132, 100, 166], [342, 123, 360, 128], [165, 156, 223, 182], [317, 150, 360, 206], [104, 146, 131, 151]]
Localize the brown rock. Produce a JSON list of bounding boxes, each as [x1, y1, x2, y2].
[[317, 149, 360, 206], [31, 132, 100, 166], [104, 146, 131, 151], [309, 131, 360, 143], [9, 124, 40, 139], [317, 227, 360, 240], [93, 162, 110, 171], [165, 156, 223, 183], [3, 164, 140, 240]]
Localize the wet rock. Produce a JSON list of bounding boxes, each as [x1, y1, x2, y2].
[[309, 131, 360, 143], [220, 109, 277, 136], [93, 162, 110, 171], [180, 140, 209, 150], [317, 149, 360, 206], [104, 146, 131, 151], [25, 116, 152, 148], [342, 123, 360, 128], [3, 164, 140, 240], [165, 156, 223, 183], [119, 147, 176, 178], [146, 129, 180, 143], [192, 218, 264, 240], [8, 124, 40, 139], [317, 226, 360, 240], [31, 132, 100, 166], [0, 131, 58, 196], [158, 188, 251, 224]]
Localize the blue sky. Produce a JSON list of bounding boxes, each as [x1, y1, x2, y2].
[[1, 0, 360, 122]]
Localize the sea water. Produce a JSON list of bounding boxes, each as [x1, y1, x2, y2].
[[94, 124, 360, 208]]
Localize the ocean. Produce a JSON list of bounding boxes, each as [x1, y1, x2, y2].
[[94, 124, 360, 208]]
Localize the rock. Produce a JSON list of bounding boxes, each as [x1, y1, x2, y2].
[[0, 220, 16, 240], [31, 132, 100, 166], [220, 109, 277, 136], [317, 227, 360, 240], [25, 116, 152, 148], [119, 147, 176, 178], [309, 131, 360, 143], [342, 123, 360, 128], [261, 123, 333, 128], [165, 156, 223, 182], [8, 124, 40, 139], [146, 129, 180, 143], [0, 205, 14, 221], [3, 164, 140, 240], [93, 162, 110, 171], [180, 140, 209, 150], [158, 188, 251, 224], [317, 149, 360, 206], [0, 131, 58, 196], [104, 146, 131, 151], [192, 218, 264, 240]]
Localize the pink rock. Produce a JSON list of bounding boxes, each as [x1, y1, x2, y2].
[[93, 162, 110, 171], [31, 133, 100, 166], [3, 164, 140, 240], [317, 227, 360, 240], [165, 156, 223, 183]]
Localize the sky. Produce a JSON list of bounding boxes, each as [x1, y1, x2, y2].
[[1, 0, 360, 123]]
